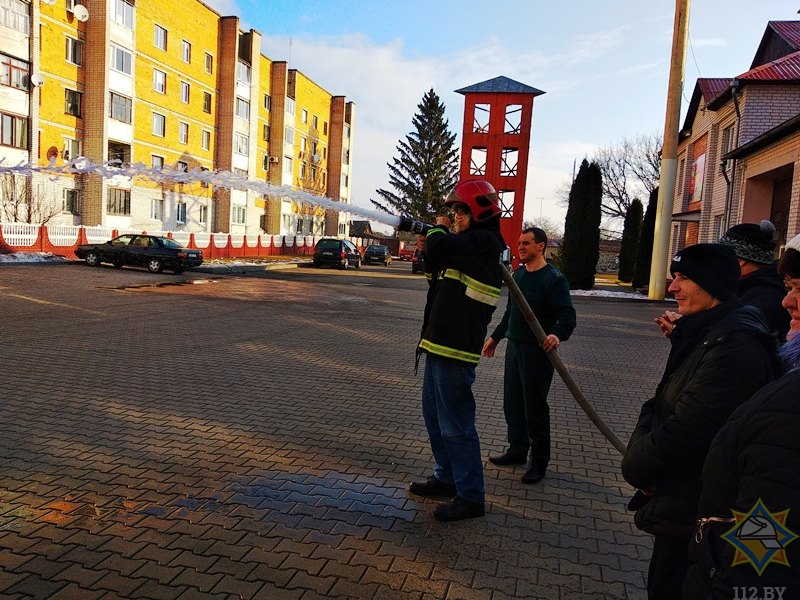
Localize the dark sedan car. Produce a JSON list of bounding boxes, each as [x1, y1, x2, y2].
[[411, 249, 425, 274], [363, 244, 392, 266], [75, 234, 203, 274]]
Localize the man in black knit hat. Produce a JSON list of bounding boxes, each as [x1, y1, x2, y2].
[[718, 220, 789, 341], [622, 243, 778, 600]]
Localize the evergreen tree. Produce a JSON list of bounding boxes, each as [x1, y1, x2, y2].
[[560, 159, 602, 290], [632, 187, 658, 290], [371, 89, 460, 223], [617, 198, 643, 283]]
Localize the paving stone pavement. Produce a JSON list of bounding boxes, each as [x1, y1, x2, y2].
[[0, 264, 675, 599]]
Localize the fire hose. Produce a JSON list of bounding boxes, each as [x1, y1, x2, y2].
[[397, 214, 627, 455], [500, 267, 627, 455]]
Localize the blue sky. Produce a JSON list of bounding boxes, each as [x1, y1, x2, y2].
[[206, 0, 797, 230]]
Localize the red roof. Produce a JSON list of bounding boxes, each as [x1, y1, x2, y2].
[[765, 21, 800, 51], [738, 50, 800, 82], [697, 78, 731, 101]]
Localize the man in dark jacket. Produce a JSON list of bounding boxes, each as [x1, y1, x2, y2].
[[683, 233, 800, 599], [718, 220, 789, 342], [622, 243, 778, 600], [482, 226, 576, 484], [408, 179, 505, 522]]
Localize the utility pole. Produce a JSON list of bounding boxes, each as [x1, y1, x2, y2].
[[649, 0, 690, 300]]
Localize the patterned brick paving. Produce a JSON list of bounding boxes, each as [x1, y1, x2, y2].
[[0, 264, 673, 599]]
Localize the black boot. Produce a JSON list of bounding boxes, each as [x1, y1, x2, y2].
[[488, 449, 527, 466], [521, 460, 546, 484]]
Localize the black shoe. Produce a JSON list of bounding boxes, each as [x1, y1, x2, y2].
[[521, 464, 546, 484], [488, 451, 527, 466], [409, 476, 457, 498], [433, 496, 485, 521]]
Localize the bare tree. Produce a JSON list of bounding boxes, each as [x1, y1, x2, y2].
[[0, 174, 62, 224], [592, 132, 661, 221], [523, 216, 564, 240]]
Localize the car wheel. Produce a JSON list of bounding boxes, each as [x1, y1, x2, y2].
[[147, 258, 164, 273], [85, 252, 100, 267]]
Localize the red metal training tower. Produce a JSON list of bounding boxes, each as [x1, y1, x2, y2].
[[455, 76, 545, 255]]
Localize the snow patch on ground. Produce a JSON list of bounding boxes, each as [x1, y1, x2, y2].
[[0, 252, 69, 264]]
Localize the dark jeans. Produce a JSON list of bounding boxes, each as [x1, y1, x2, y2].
[[503, 339, 554, 467], [647, 535, 689, 600], [421, 354, 485, 504]]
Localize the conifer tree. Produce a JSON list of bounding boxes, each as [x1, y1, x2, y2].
[[632, 187, 658, 290], [371, 89, 459, 223], [617, 198, 643, 283], [560, 159, 602, 290]]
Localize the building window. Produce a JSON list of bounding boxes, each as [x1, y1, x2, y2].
[[63, 189, 79, 214], [152, 112, 165, 137], [0, 53, 29, 89], [179, 122, 188, 144], [111, 0, 134, 29], [181, 40, 191, 63], [283, 156, 292, 174], [65, 38, 83, 66], [65, 89, 82, 117], [263, 94, 271, 110], [176, 161, 188, 172], [107, 188, 131, 215], [236, 60, 250, 84], [109, 45, 132, 75], [720, 124, 735, 172], [285, 97, 295, 115], [153, 69, 166, 93], [151, 198, 164, 220], [344, 124, 350, 139], [204, 52, 213, 74], [301, 109, 308, 124], [109, 92, 132, 123], [262, 124, 270, 141], [63, 138, 81, 160], [284, 126, 294, 145], [152, 155, 164, 169], [180, 81, 190, 103], [176, 202, 187, 224], [0, 0, 29, 34], [312, 115, 318, 130], [323, 121, 328, 135], [154, 24, 167, 50], [235, 97, 250, 120], [233, 133, 249, 156], [201, 130, 210, 151], [199, 205, 207, 225], [203, 92, 212, 113], [232, 205, 246, 225]]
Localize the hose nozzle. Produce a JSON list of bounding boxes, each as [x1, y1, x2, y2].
[[397, 215, 431, 235]]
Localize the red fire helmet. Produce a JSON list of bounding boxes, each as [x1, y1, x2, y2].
[[445, 179, 501, 222]]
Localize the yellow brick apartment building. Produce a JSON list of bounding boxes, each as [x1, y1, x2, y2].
[[0, 0, 355, 237]]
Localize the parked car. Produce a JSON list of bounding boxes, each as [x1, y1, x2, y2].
[[75, 234, 203, 274], [398, 247, 416, 261], [312, 238, 362, 269], [411, 249, 426, 274], [363, 244, 392, 266]]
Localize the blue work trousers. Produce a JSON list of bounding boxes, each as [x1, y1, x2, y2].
[[421, 354, 485, 504]]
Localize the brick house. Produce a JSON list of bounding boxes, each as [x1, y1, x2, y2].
[[670, 21, 800, 260]]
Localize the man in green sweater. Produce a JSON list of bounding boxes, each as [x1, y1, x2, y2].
[[482, 227, 576, 484]]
